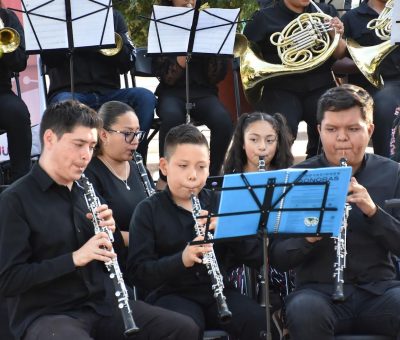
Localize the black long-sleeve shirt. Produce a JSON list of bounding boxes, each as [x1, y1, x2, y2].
[[243, 0, 339, 92], [127, 188, 262, 301], [41, 10, 135, 100], [0, 165, 114, 339], [152, 54, 228, 99], [0, 9, 27, 92], [341, 0, 400, 87], [270, 153, 400, 296]]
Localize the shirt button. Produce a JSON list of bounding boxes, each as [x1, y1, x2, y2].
[[195, 271, 200, 278]]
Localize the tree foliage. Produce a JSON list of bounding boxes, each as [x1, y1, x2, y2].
[[114, 0, 259, 47]]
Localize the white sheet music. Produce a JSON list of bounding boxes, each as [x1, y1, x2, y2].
[[193, 8, 239, 54], [21, 0, 115, 52], [22, 0, 68, 51], [391, 0, 400, 44], [71, 0, 114, 48], [148, 6, 193, 54], [148, 5, 239, 55]]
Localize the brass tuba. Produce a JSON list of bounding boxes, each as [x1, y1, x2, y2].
[[346, 0, 396, 88], [235, 9, 340, 104], [0, 17, 20, 58], [99, 32, 123, 57]]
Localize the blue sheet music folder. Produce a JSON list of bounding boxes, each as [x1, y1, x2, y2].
[[214, 166, 352, 240]]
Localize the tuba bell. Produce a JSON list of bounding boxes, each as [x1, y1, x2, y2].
[[346, 0, 396, 88], [235, 9, 340, 104], [0, 17, 20, 58]]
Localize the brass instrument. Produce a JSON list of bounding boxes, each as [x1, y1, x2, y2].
[[346, 0, 396, 88], [235, 7, 340, 104], [0, 18, 20, 57], [367, 0, 393, 41], [99, 32, 123, 56]]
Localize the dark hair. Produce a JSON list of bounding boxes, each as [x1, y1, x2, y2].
[[224, 111, 294, 173], [160, 0, 172, 5], [95, 101, 137, 155], [164, 124, 209, 160], [317, 84, 374, 124], [40, 100, 102, 148]]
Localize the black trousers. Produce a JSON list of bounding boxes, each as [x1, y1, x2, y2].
[[0, 91, 32, 182], [285, 286, 400, 339], [22, 300, 200, 340], [157, 94, 233, 177], [364, 80, 400, 157], [154, 288, 267, 339], [255, 86, 331, 158]]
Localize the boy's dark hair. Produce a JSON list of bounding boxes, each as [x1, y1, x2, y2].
[[317, 84, 374, 124], [164, 124, 209, 160], [96, 101, 136, 156], [224, 111, 294, 173], [39, 100, 102, 147], [160, 0, 173, 5]]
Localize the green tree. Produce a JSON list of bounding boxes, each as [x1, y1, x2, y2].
[[114, 0, 259, 47]]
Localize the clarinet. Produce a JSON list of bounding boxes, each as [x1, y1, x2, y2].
[[132, 151, 155, 197], [257, 156, 267, 306], [332, 157, 351, 302], [79, 174, 139, 336], [190, 194, 232, 323]]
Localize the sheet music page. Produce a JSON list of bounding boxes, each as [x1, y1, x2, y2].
[[148, 5, 193, 54], [193, 8, 240, 55], [71, 0, 114, 48], [391, 0, 400, 45], [22, 0, 68, 51]]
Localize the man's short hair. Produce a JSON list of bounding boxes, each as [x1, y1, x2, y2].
[[317, 84, 374, 124], [39, 100, 102, 147], [164, 124, 209, 160]]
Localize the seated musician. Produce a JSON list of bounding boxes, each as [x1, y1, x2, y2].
[[243, 0, 347, 158], [0, 100, 199, 340], [341, 0, 400, 157], [153, 0, 234, 189], [270, 85, 400, 339], [40, 8, 155, 158], [0, 3, 32, 182], [85, 101, 155, 272], [127, 124, 266, 339]]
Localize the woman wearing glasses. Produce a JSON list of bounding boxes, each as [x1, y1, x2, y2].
[[85, 101, 153, 272]]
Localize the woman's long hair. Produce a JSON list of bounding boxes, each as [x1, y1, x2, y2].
[[223, 111, 294, 174]]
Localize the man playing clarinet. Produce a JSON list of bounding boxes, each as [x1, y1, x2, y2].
[[0, 100, 199, 340], [270, 84, 400, 339]]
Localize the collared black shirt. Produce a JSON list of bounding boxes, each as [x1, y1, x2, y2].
[[127, 188, 262, 301], [41, 10, 135, 100], [342, 0, 400, 86], [0, 9, 27, 93], [270, 153, 400, 296], [0, 164, 113, 339], [243, 0, 339, 92]]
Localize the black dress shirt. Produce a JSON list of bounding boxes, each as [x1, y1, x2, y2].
[[0, 164, 113, 339], [243, 0, 339, 92], [341, 0, 400, 87], [270, 153, 400, 297], [41, 10, 135, 100], [127, 188, 262, 302], [152, 55, 228, 100], [0, 9, 27, 93]]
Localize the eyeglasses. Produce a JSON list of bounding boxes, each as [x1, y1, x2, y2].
[[106, 129, 145, 143]]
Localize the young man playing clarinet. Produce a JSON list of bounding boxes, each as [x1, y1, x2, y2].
[[270, 84, 400, 339], [0, 100, 199, 340]]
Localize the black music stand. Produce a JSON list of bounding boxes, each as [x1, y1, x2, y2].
[[145, 2, 241, 123], [10, 0, 116, 98], [198, 167, 352, 340]]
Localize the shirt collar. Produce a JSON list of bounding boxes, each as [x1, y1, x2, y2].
[[32, 163, 80, 192], [321, 153, 368, 175], [278, 0, 312, 15], [356, 0, 376, 15]]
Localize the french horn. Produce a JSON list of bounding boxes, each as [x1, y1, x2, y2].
[[346, 0, 396, 88], [235, 8, 340, 104], [99, 32, 123, 57]]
